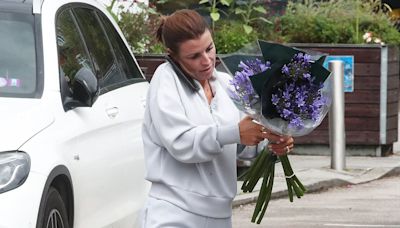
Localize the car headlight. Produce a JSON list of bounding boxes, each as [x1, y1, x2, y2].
[[0, 151, 30, 194]]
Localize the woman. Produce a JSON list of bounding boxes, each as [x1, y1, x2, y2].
[[141, 9, 294, 228]]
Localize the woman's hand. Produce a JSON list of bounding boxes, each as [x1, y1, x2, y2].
[[239, 116, 268, 146], [267, 134, 294, 156], [239, 116, 294, 155]]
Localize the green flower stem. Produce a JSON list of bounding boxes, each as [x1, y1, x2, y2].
[[241, 148, 268, 191], [294, 175, 307, 192], [241, 148, 305, 223], [279, 155, 293, 174], [241, 148, 273, 192], [237, 151, 264, 181], [255, 165, 275, 224], [251, 165, 273, 222], [279, 155, 306, 201], [279, 155, 295, 201], [249, 153, 276, 190], [290, 178, 303, 198], [245, 156, 273, 192], [285, 176, 294, 202]]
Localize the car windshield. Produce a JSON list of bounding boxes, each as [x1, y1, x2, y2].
[[0, 12, 37, 98]]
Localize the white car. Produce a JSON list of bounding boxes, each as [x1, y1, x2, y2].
[[0, 0, 149, 227]]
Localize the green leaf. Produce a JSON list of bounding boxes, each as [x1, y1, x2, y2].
[[220, 0, 231, 6], [147, 8, 158, 15], [235, 8, 246, 14], [254, 6, 267, 14], [243, 24, 253, 34], [199, 0, 209, 4], [210, 12, 220, 21], [258, 17, 273, 24]]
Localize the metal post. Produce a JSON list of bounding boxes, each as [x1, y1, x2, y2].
[[329, 60, 346, 171]]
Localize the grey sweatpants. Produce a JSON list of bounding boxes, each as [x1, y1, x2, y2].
[[140, 196, 232, 228]]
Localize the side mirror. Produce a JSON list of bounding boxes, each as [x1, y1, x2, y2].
[[63, 67, 99, 111]]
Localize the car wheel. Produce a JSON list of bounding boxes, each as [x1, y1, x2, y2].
[[39, 187, 70, 228]]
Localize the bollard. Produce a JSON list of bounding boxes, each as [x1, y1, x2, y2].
[[329, 60, 346, 171]]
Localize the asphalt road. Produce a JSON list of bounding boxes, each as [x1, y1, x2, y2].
[[233, 175, 400, 228]]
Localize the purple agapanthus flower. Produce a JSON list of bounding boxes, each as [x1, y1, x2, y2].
[[282, 53, 312, 81], [228, 53, 327, 131], [229, 58, 271, 110], [272, 53, 328, 129]]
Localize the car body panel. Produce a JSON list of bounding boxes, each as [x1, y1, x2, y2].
[[20, 84, 149, 227], [0, 171, 47, 228], [0, 0, 150, 227], [0, 98, 54, 151]]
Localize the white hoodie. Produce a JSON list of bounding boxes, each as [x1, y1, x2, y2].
[[142, 62, 241, 218]]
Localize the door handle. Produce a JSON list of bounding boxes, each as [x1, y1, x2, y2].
[[106, 107, 119, 119]]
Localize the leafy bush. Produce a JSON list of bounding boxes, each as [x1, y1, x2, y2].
[[276, 0, 400, 45], [213, 20, 259, 53], [357, 14, 400, 45], [279, 12, 355, 43], [113, 0, 400, 54], [107, 1, 163, 54], [232, 0, 272, 34]]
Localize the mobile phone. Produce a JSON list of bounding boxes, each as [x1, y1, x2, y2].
[[165, 55, 199, 92]]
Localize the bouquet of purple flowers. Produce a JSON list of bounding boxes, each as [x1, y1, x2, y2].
[[221, 40, 331, 224]]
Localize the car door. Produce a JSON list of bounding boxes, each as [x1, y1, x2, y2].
[[56, 5, 148, 228]]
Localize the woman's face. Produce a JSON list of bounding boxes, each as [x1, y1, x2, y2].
[[173, 29, 216, 83]]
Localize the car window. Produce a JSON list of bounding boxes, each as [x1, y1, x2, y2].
[[73, 7, 125, 92], [0, 12, 37, 97], [97, 11, 144, 85], [56, 9, 93, 93]]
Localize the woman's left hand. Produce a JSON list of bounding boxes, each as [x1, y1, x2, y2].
[[266, 133, 294, 156]]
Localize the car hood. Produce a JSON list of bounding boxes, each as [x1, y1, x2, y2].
[[0, 98, 54, 151]]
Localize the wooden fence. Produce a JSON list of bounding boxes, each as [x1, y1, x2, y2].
[[136, 44, 399, 155]]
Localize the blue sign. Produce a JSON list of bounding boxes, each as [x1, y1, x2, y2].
[[323, 55, 354, 92]]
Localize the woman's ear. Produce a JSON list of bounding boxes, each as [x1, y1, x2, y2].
[[167, 48, 179, 62], [166, 48, 173, 56]]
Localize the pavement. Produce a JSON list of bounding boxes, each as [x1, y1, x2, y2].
[[233, 151, 400, 207]]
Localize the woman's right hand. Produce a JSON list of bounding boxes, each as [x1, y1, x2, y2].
[[238, 116, 269, 146], [239, 116, 294, 155]]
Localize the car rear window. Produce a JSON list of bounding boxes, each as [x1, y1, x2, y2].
[[0, 12, 37, 98]]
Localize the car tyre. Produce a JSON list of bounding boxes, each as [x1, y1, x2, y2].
[[38, 187, 70, 228]]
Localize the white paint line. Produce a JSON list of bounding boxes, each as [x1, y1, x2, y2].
[[324, 224, 400, 227]]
